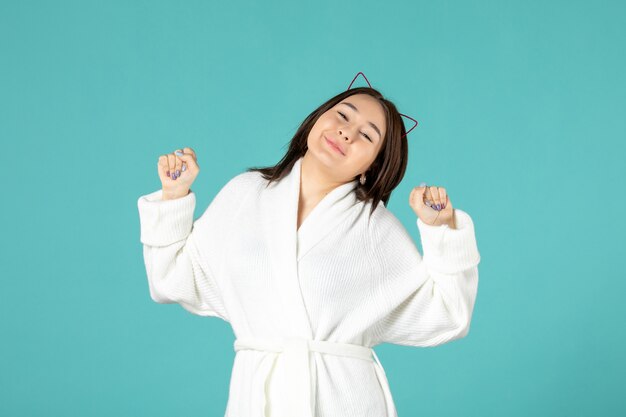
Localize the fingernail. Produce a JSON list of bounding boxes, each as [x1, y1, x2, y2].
[[436, 204, 441, 210], [172, 172, 177, 180], [175, 169, 180, 176], [182, 163, 186, 172], [166, 170, 170, 177], [175, 150, 183, 156]]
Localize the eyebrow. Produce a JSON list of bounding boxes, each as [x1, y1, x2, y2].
[[339, 102, 382, 140]]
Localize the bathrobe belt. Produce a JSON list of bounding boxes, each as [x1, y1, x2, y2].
[[234, 337, 397, 417]]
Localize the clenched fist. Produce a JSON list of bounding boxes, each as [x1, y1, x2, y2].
[[158, 147, 200, 200], [409, 183, 456, 228]]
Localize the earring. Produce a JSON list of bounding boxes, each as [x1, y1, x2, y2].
[[359, 173, 366, 185]]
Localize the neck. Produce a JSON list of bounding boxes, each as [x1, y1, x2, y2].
[[299, 154, 345, 206]]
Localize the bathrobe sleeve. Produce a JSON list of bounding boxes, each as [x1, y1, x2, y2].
[[371, 208, 481, 347], [137, 176, 243, 321]]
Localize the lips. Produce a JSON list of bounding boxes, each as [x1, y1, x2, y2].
[[324, 135, 344, 155]]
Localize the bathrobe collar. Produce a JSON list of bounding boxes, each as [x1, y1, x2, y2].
[[265, 156, 359, 338]]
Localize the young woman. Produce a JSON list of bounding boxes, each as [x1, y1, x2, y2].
[[137, 82, 481, 417]]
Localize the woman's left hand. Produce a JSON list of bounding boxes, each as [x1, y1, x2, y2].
[[409, 183, 455, 227]]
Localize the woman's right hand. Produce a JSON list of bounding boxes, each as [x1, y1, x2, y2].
[[158, 147, 200, 200]]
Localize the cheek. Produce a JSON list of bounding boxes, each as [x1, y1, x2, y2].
[[310, 120, 327, 137], [318, 114, 338, 129], [349, 143, 376, 161], [351, 143, 374, 159]]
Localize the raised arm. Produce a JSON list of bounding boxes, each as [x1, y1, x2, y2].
[[137, 174, 246, 321], [370, 208, 481, 347]]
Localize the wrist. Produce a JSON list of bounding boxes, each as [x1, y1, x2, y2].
[[162, 189, 190, 200], [447, 209, 457, 229], [418, 209, 456, 229]]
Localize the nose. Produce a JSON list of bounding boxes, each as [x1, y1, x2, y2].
[[338, 129, 354, 142]]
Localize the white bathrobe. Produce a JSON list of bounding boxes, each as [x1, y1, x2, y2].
[[137, 156, 481, 417]]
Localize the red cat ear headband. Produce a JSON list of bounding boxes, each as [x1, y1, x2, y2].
[[346, 71, 419, 139]]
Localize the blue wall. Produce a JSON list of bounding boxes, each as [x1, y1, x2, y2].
[[1, 0, 624, 415]]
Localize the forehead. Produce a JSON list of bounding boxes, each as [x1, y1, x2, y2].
[[338, 94, 384, 116]]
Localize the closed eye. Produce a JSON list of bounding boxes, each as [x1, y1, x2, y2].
[[337, 111, 373, 142]]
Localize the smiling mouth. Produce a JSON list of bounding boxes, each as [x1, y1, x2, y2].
[[325, 136, 344, 155]]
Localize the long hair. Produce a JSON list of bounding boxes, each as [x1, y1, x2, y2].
[[246, 87, 409, 217]]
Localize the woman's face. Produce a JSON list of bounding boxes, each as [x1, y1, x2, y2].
[[306, 93, 387, 181]]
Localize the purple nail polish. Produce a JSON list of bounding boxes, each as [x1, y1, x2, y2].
[[176, 170, 180, 176], [166, 170, 170, 177]]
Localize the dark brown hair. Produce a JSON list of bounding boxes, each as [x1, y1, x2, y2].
[[246, 87, 409, 217]]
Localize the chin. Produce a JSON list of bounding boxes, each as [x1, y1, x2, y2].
[[308, 143, 343, 167]]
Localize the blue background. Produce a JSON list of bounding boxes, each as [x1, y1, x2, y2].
[[1, 0, 624, 416]]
